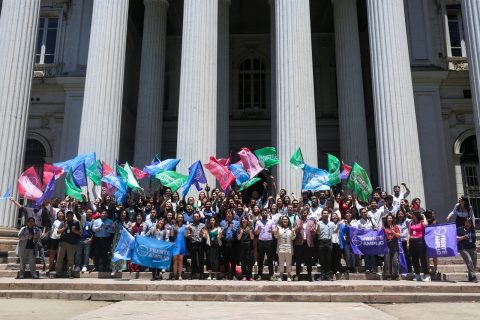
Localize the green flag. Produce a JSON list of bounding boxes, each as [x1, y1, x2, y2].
[[254, 147, 279, 169], [327, 153, 341, 185], [289, 147, 304, 169], [238, 177, 262, 192], [117, 162, 142, 190], [86, 161, 102, 186], [155, 171, 188, 193], [66, 169, 83, 201], [346, 163, 373, 202]]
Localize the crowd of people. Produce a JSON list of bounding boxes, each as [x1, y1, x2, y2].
[[13, 177, 478, 283]]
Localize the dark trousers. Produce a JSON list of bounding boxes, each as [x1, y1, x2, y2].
[[331, 243, 342, 274], [384, 239, 399, 277], [409, 238, 428, 275], [318, 239, 332, 276], [295, 242, 313, 276], [93, 237, 110, 271], [401, 240, 412, 273], [257, 240, 274, 276], [222, 241, 237, 276], [151, 268, 160, 279], [239, 242, 253, 278], [190, 242, 205, 277]]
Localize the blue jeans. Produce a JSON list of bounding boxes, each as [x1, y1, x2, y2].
[[364, 254, 376, 272], [75, 239, 91, 268], [343, 243, 356, 270]]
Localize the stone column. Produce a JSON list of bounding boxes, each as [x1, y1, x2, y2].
[[461, 0, 480, 161], [273, 0, 318, 195], [77, 0, 129, 167], [176, 0, 218, 186], [333, 0, 370, 173], [217, 0, 230, 158], [133, 0, 169, 168], [0, 0, 41, 227], [367, 0, 425, 202]]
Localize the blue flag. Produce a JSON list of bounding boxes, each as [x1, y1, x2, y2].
[[425, 223, 458, 257], [151, 154, 161, 165], [181, 161, 207, 197], [54, 152, 96, 172], [0, 186, 12, 203], [348, 227, 389, 255], [72, 162, 88, 187], [143, 159, 181, 176], [301, 164, 330, 191], [35, 176, 55, 208], [131, 236, 175, 270], [230, 163, 250, 186], [398, 239, 408, 274], [112, 228, 135, 262], [101, 174, 127, 204]]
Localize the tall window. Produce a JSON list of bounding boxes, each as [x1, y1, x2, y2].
[[445, 4, 466, 57], [35, 17, 59, 64], [461, 135, 480, 223], [24, 138, 46, 174], [238, 58, 266, 110]]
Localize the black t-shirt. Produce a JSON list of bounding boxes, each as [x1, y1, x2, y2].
[[60, 220, 81, 245], [457, 227, 476, 250], [25, 227, 35, 249]]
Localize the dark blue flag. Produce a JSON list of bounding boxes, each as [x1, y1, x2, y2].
[[72, 162, 87, 187]]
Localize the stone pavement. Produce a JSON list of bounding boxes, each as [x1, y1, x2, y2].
[[72, 301, 397, 320]]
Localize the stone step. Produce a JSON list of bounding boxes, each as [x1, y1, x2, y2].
[[0, 289, 479, 303], [1, 279, 479, 293]]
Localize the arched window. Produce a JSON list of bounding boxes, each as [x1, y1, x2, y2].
[[24, 138, 47, 173], [238, 58, 266, 110]]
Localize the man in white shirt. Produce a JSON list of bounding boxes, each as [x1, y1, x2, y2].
[[392, 183, 410, 208]]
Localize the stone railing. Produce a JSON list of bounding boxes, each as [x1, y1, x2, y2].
[[33, 63, 63, 79], [447, 57, 469, 71]]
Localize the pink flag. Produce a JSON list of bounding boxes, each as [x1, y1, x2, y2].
[[340, 161, 352, 180], [18, 166, 43, 200], [101, 161, 115, 196], [43, 164, 64, 187], [238, 148, 264, 178], [131, 166, 148, 180], [217, 152, 232, 167], [204, 156, 236, 190]]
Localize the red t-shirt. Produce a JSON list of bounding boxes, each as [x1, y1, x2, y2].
[[384, 225, 400, 241]]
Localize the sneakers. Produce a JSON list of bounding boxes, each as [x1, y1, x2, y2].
[[287, 277, 292, 282], [242, 277, 247, 281], [74, 266, 81, 272], [110, 271, 117, 277], [207, 276, 212, 280], [255, 275, 262, 281], [365, 270, 371, 274], [248, 278, 254, 281], [269, 275, 276, 281], [471, 277, 479, 283], [422, 275, 431, 282], [18, 273, 24, 279], [277, 276, 283, 282], [32, 273, 39, 279], [412, 274, 422, 281], [81, 266, 87, 273]]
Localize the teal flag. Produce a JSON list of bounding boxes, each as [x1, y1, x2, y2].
[[238, 177, 262, 192], [289, 147, 304, 169], [155, 171, 188, 193], [65, 169, 83, 201], [327, 153, 341, 185], [254, 147, 280, 169], [346, 163, 373, 202], [86, 161, 102, 186]]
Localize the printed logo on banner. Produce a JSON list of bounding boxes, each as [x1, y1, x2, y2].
[[73, 170, 84, 180], [434, 226, 448, 256], [351, 235, 363, 247], [137, 245, 149, 257], [434, 226, 447, 236]]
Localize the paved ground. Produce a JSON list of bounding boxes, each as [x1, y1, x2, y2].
[[0, 298, 110, 320], [0, 299, 478, 319], [373, 303, 480, 320]]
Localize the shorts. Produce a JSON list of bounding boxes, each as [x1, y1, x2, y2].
[[48, 238, 59, 251]]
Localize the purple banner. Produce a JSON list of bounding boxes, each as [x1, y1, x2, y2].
[[348, 227, 388, 255], [425, 223, 458, 258]]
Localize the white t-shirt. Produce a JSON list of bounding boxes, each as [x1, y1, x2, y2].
[[393, 192, 409, 208], [50, 220, 63, 240]]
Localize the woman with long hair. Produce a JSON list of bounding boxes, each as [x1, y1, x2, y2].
[[172, 214, 187, 280], [383, 214, 400, 280], [457, 218, 478, 283], [447, 195, 476, 227], [407, 211, 430, 281], [238, 215, 254, 281], [47, 210, 65, 276], [330, 212, 342, 275], [110, 210, 130, 276], [128, 214, 143, 275], [205, 216, 222, 280], [274, 216, 296, 281], [396, 209, 411, 274], [149, 218, 173, 280]]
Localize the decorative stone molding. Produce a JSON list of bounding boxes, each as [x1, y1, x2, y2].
[[447, 56, 469, 71]]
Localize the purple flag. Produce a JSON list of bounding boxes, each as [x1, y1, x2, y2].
[[72, 162, 87, 187], [35, 176, 56, 208], [181, 161, 207, 197], [398, 239, 408, 274], [348, 227, 388, 255], [424, 223, 458, 258]]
